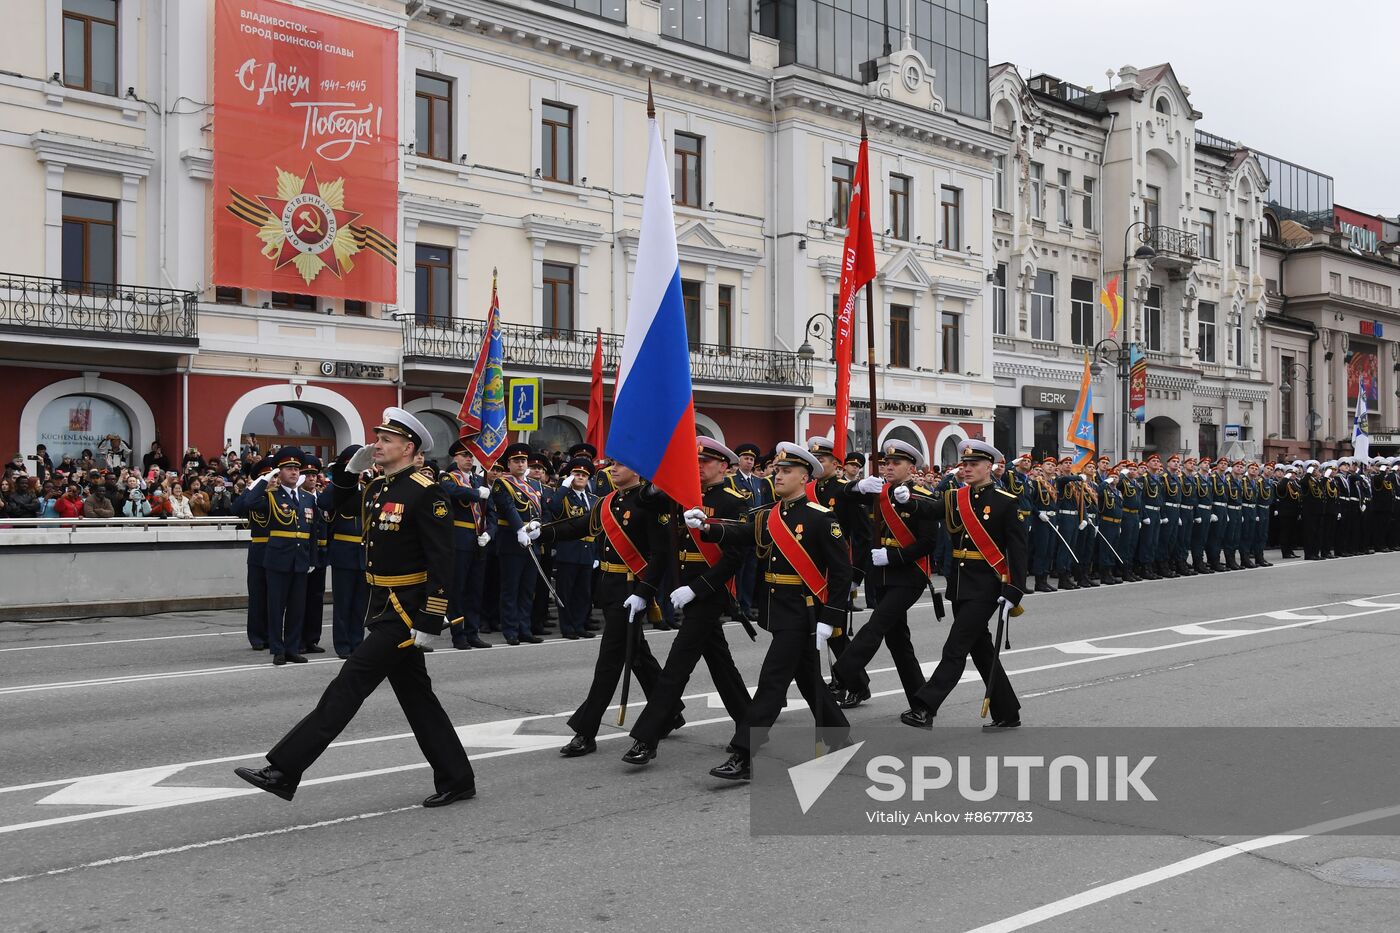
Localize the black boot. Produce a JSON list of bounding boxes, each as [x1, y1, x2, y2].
[[1058, 573, 1080, 590], [621, 740, 657, 766], [709, 751, 751, 781], [1034, 574, 1056, 593]]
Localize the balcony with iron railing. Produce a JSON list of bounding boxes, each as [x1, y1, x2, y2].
[[397, 314, 812, 392], [0, 273, 198, 346], [1142, 226, 1199, 265]]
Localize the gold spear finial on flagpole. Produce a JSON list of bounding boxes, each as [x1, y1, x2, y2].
[[647, 78, 655, 119]]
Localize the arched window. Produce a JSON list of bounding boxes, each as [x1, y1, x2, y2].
[[1155, 96, 1171, 114], [243, 403, 335, 462], [1261, 212, 1280, 241], [882, 425, 926, 463], [939, 436, 964, 469], [417, 411, 462, 465], [36, 395, 132, 463], [696, 422, 715, 439], [528, 415, 583, 455]]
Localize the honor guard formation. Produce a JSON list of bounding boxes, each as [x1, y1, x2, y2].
[[235, 413, 1400, 802]]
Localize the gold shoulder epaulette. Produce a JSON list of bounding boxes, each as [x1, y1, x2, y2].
[[914, 485, 931, 495], [410, 471, 433, 487], [724, 486, 746, 498], [995, 487, 1016, 499], [807, 503, 831, 513]]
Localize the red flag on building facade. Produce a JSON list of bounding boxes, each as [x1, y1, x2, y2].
[[832, 125, 877, 463], [586, 328, 605, 457]]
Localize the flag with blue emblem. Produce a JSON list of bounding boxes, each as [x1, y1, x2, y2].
[[1065, 352, 1096, 472], [458, 274, 508, 468]]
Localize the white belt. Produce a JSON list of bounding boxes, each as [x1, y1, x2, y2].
[[1196, 505, 1212, 510], [1227, 505, 1242, 511], [1059, 509, 1077, 515], [1164, 502, 1180, 508], [1144, 505, 1160, 511]]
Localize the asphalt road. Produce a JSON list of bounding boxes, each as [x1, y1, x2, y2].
[[3, 548, 1400, 932]]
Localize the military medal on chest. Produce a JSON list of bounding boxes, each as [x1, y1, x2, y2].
[[378, 501, 404, 530]]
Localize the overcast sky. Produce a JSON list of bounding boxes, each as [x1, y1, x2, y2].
[[988, 0, 1399, 216]]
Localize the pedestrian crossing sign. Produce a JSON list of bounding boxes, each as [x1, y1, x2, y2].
[[508, 378, 542, 431]]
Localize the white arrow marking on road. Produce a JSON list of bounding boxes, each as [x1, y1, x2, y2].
[[1262, 611, 1329, 622], [454, 718, 571, 751], [1344, 599, 1400, 610], [1053, 640, 1147, 657], [1169, 624, 1256, 637], [36, 766, 244, 808]]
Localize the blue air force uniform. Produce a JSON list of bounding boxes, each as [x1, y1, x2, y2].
[[233, 455, 275, 650], [258, 448, 318, 661], [319, 465, 368, 657], [490, 443, 543, 644], [547, 456, 599, 639]]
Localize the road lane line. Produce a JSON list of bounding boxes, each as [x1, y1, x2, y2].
[[960, 803, 1400, 933], [0, 631, 241, 653]]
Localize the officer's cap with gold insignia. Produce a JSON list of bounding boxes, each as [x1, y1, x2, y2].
[[301, 453, 322, 475], [375, 407, 433, 456], [275, 446, 307, 470], [503, 442, 532, 462], [959, 439, 1001, 464], [565, 455, 595, 476], [806, 436, 837, 458], [568, 443, 598, 461], [448, 437, 474, 458], [734, 442, 761, 458], [697, 436, 739, 466], [772, 441, 823, 479], [881, 439, 924, 468], [844, 450, 866, 467]]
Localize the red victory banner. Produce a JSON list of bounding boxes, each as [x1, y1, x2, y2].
[[213, 0, 398, 302]]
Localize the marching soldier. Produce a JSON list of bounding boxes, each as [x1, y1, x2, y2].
[[541, 462, 681, 758], [1301, 460, 1326, 560], [491, 443, 544, 645], [547, 455, 599, 640], [1189, 458, 1214, 572], [621, 438, 754, 767], [835, 439, 936, 710], [687, 442, 851, 781], [901, 439, 1025, 731], [440, 439, 494, 649], [1029, 457, 1059, 593], [1071, 464, 1100, 589], [236, 408, 477, 809], [233, 454, 275, 651], [1005, 454, 1035, 592], [319, 458, 367, 659], [803, 437, 861, 685], [1374, 459, 1397, 552]]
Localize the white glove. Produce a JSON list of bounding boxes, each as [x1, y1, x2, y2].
[[892, 484, 911, 504], [1360, 504, 1366, 513], [593, 560, 599, 569], [996, 596, 1013, 615], [670, 585, 696, 610], [477, 485, 490, 500], [307, 564, 316, 574], [413, 628, 444, 649], [525, 520, 542, 541], [476, 533, 491, 547], [516, 529, 532, 548], [295, 473, 306, 489], [856, 475, 885, 494], [1195, 516, 1202, 524], [1142, 517, 1151, 525], [259, 470, 278, 486], [1178, 519, 1184, 527], [1337, 514, 1343, 521], [1305, 466, 1314, 475], [1210, 513, 1219, 523], [1078, 520, 1088, 530], [623, 594, 647, 617], [346, 445, 375, 474], [870, 547, 889, 567], [816, 621, 833, 651], [683, 507, 707, 529]]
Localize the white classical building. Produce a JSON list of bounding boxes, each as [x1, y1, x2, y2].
[[0, 0, 1006, 468], [988, 62, 1272, 462]]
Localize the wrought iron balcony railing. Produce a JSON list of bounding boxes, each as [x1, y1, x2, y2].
[[399, 315, 812, 391], [1143, 226, 1199, 261], [0, 273, 198, 343]]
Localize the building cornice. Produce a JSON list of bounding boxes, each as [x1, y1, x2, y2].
[[30, 131, 155, 176], [523, 213, 604, 247], [403, 192, 486, 231]]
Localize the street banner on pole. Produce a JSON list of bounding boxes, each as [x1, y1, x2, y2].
[[1129, 343, 1147, 424]]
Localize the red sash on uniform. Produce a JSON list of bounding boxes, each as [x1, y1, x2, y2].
[[879, 488, 930, 576], [505, 474, 542, 512], [689, 527, 738, 598], [767, 504, 828, 603], [954, 484, 1010, 582], [599, 491, 647, 575], [805, 480, 819, 503]]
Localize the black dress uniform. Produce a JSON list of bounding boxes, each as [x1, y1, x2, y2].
[[259, 448, 317, 663], [439, 447, 494, 648], [300, 456, 329, 653], [491, 444, 543, 644], [905, 440, 1026, 728], [237, 414, 474, 808], [232, 455, 275, 650], [318, 465, 367, 658], [1301, 464, 1326, 560], [542, 480, 679, 755], [834, 443, 936, 709], [624, 445, 755, 763], [546, 458, 598, 640], [703, 443, 851, 779]]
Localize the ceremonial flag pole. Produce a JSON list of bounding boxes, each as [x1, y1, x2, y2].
[[832, 113, 877, 463], [1065, 352, 1097, 473], [1353, 375, 1371, 461], [586, 327, 606, 458], [457, 271, 508, 468]]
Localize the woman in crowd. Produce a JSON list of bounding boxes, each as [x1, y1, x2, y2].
[[168, 483, 195, 520], [188, 479, 212, 517], [54, 485, 84, 520], [119, 480, 150, 518], [146, 489, 173, 519], [38, 483, 61, 518]]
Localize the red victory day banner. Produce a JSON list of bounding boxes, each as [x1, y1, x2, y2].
[[213, 0, 398, 302]]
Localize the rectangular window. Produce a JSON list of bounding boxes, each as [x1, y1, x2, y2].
[[344, 300, 367, 317], [1144, 185, 1161, 228], [940, 312, 960, 373], [1030, 163, 1044, 219], [717, 284, 733, 349], [542, 262, 575, 334], [414, 73, 452, 161], [1144, 285, 1163, 351], [1233, 320, 1243, 366], [674, 132, 703, 208], [214, 286, 242, 305], [992, 262, 1008, 336], [889, 174, 910, 240], [1234, 217, 1246, 266], [1032, 410, 1059, 465], [1057, 169, 1072, 224], [1030, 270, 1055, 341], [1082, 177, 1096, 230], [414, 244, 453, 325], [61, 193, 116, 290], [993, 156, 1006, 211], [681, 279, 702, 349], [540, 101, 575, 183], [1200, 209, 1217, 259], [1197, 301, 1217, 363], [889, 304, 910, 368], [270, 292, 316, 311], [660, 0, 748, 57], [62, 0, 118, 95], [1280, 354, 1296, 438], [940, 186, 962, 250], [832, 160, 854, 227], [1070, 277, 1094, 347], [542, 0, 625, 24]]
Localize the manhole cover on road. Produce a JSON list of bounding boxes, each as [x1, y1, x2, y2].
[[1312, 858, 1400, 889]]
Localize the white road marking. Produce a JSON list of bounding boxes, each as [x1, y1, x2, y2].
[[0, 631, 241, 653], [961, 803, 1400, 933], [1052, 641, 1146, 657], [0, 805, 421, 887], [37, 765, 239, 808], [0, 592, 1395, 836]]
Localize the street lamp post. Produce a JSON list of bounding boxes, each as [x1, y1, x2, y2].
[[1278, 359, 1317, 460], [796, 312, 835, 363], [1090, 337, 1130, 460], [1111, 221, 1158, 459]]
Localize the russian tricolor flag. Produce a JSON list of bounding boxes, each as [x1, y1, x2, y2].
[[606, 87, 702, 509]]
